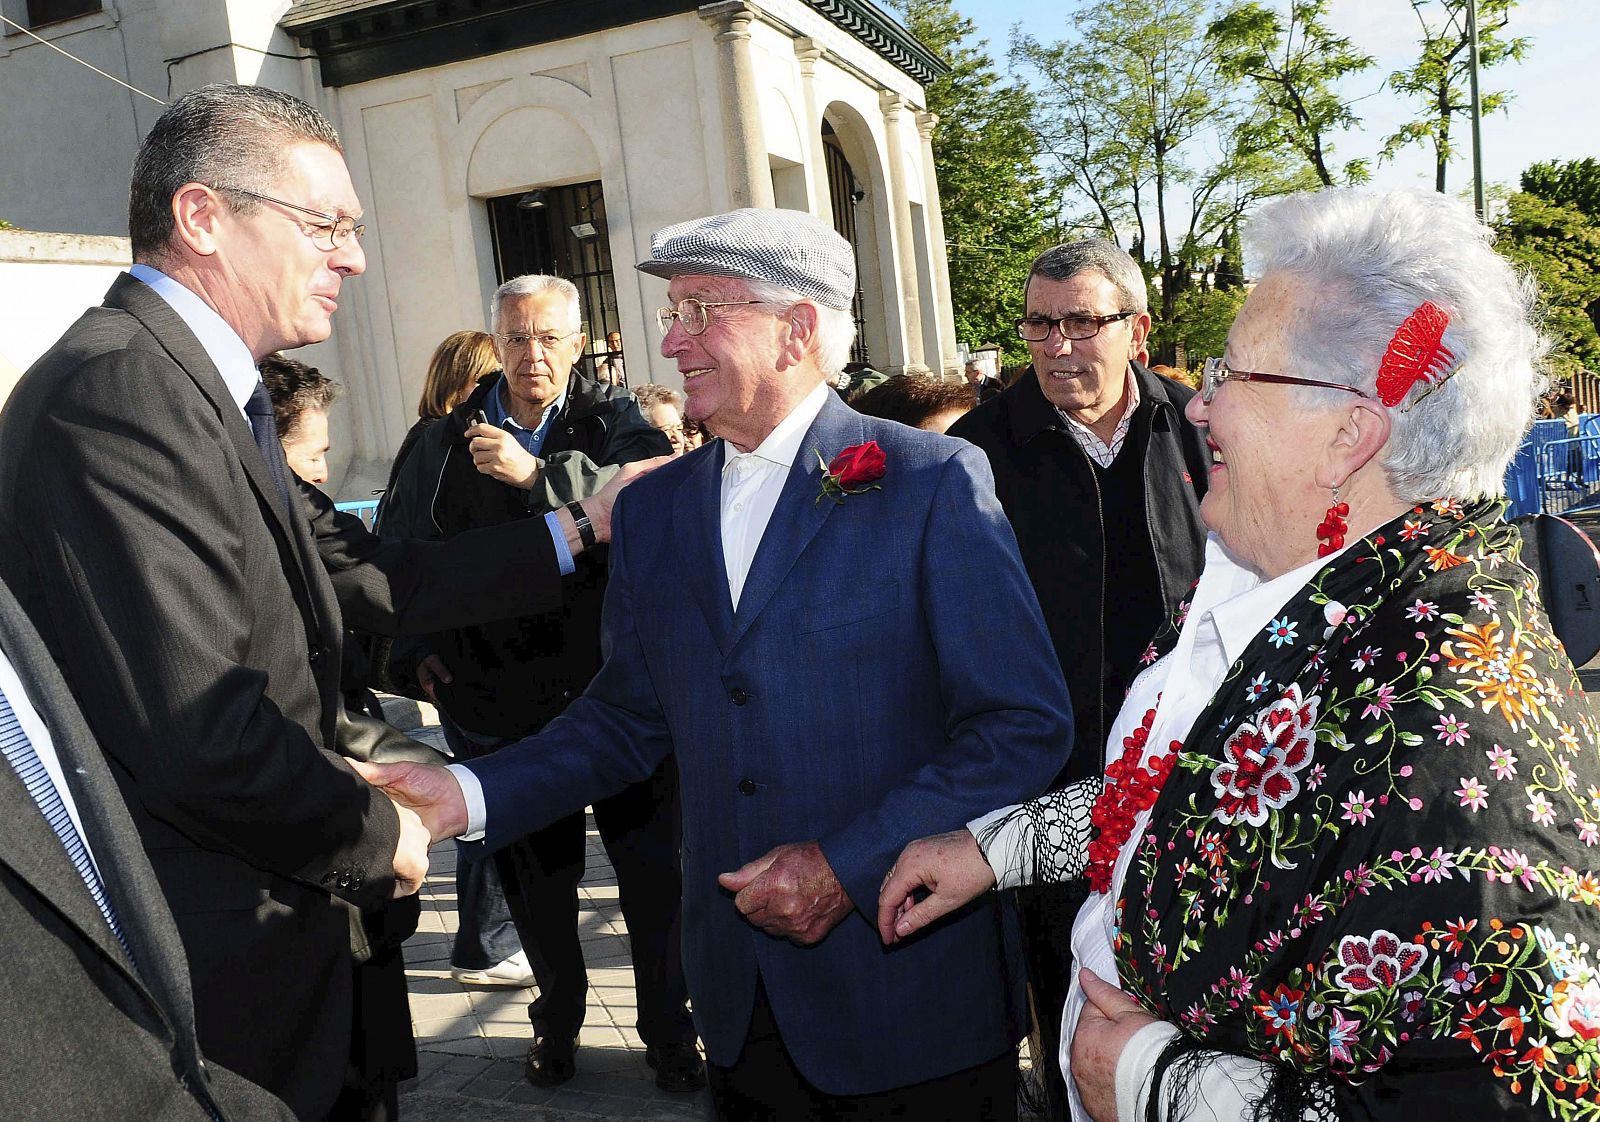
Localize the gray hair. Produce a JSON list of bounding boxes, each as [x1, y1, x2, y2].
[[489, 274, 582, 332], [632, 383, 683, 412], [1246, 188, 1549, 502], [1028, 238, 1149, 316], [130, 83, 341, 263], [740, 278, 857, 377]]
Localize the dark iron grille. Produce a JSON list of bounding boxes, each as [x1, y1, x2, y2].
[[822, 127, 869, 365], [487, 181, 623, 382]]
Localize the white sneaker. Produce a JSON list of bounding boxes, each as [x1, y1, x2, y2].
[[451, 950, 536, 987]]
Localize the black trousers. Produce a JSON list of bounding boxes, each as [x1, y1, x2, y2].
[[492, 756, 695, 1046], [707, 979, 1017, 1121]]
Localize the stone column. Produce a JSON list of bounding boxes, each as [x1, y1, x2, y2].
[[793, 38, 833, 220], [699, 2, 774, 209], [879, 90, 924, 371], [916, 110, 960, 376]]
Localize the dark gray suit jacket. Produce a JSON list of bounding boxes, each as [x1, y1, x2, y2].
[[0, 577, 294, 1121], [0, 273, 568, 1117]]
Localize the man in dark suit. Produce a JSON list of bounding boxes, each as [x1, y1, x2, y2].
[[0, 577, 294, 1121], [0, 84, 643, 1120], [358, 208, 1075, 1119]]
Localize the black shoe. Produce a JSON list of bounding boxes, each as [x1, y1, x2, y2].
[[646, 1042, 707, 1092], [524, 1034, 578, 1087]]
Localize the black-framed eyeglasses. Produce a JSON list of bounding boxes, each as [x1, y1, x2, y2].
[[211, 185, 366, 251], [1200, 357, 1370, 405], [655, 299, 765, 337], [492, 329, 581, 354], [1015, 311, 1134, 343]]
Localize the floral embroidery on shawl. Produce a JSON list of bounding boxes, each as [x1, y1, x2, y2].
[[1113, 498, 1600, 1117]]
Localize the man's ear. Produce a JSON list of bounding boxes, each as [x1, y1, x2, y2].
[[1322, 399, 1391, 487], [778, 301, 819, 369], [172, 183, 224, 258]]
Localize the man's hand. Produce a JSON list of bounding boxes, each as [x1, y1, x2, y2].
[[579, 454, 675, 544], [467, 422, 541, 490], [415, 654, 452, 702], [717, 840, 852, 946], [1072, 968, 1162, 1122], [391, 802, 431, 897], [876, 828, 997, 944], [350, 759, 470, 844]]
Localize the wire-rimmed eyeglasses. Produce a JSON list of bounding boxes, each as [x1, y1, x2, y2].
[[492, 330, 581, 354], [655, 298, 763, 337], [210, 185, 366, 251], [1199, 357, 1371, 405]]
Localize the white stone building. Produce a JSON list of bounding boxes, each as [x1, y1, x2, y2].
[[0, 0, 956, 495]]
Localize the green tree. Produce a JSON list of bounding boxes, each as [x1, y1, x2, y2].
[[1496, 159, 1600, 379], [894, 0, 1051, 363], [1209, 0, 1376, 187], [1012, 0, 1315, 363], [1382, 0, 1531, 193]]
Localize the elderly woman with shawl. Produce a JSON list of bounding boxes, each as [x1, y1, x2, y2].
[[879, 188, 1600, 1122]]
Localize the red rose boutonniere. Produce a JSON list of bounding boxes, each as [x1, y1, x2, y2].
[[815, 440, 887, 505]]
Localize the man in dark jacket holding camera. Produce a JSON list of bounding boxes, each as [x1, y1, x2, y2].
[[379, 273, 701, 1092]]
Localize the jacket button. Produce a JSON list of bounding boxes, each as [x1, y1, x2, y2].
[[562, 689, 575, 700], [308, 645, 323, 666], [737, 778, 758, 796], [730, 688, 749, 705]]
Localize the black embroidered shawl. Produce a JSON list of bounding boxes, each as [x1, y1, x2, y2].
[[1117, 498, 1600, 1119]]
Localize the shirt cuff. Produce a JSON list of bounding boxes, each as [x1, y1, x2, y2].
[[967, 803, 1026, 891], [445, 763, 488, 841], [545, 509, 576, 576], [1115, 1020, 1181, 1122]]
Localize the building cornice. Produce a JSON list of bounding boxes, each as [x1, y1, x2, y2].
[[281, 0, 945, 87]]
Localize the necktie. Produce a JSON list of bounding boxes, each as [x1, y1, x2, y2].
[[245, 380, 293, 509], [0, 682, 134, 963]]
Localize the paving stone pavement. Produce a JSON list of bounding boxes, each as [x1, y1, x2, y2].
[[392, 719, 1045, 1121], [394, 724, 711, 1121]]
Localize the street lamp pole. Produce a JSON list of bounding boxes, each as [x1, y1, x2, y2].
[[1466, 0, 1487, 219]]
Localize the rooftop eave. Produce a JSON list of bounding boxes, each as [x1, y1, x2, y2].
[[281, 0, 947, 88]]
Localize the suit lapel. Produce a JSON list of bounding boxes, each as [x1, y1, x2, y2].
[[728, 394, 865, 648], [107, 274, 337, 656], [0, 590, 148, 989], [105, 274, 296, 534], [675, 441, 735, 654]]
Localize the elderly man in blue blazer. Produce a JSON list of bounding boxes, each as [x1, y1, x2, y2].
[[360, 208, 1074, 1119]]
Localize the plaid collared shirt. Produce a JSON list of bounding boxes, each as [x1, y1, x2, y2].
[[1057, 367, 1141, 468]]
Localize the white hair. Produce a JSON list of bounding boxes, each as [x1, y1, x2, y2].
[[1246, 188, 1549, 502], [489, 274, 582, 332], [740, 278, 857, 377]]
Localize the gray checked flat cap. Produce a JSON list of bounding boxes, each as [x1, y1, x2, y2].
[[637, 208, 855, 310]]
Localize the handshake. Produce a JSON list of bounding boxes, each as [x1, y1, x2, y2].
[[357, 751, 477, 897]]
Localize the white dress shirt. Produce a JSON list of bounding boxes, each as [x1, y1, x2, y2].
[[451, 383, 833, 839], [720, 382, 831, 610], [975, 534, 1344, 1121], [128, 264, 260, 418], [0, 645, 104, 878]]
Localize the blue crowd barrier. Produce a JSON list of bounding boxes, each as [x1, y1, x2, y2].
[[335, 498, 381, 528]]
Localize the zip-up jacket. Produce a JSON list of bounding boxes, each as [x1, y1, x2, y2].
[[378, 372, 670, 736], [948, 362, 1208, 786]]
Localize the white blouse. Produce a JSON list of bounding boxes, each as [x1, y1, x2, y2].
[[973, 535, 1341, 1121]]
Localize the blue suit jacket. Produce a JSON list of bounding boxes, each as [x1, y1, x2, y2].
[[469, 391, 1073, 1093]]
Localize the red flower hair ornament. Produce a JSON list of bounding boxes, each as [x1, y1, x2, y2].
[[1375, 300, 1458, 410]]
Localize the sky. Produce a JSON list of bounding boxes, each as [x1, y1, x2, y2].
[[949, 0, 1600, 198]]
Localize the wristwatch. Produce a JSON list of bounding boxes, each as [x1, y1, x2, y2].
[[564, 500, 596, 551]]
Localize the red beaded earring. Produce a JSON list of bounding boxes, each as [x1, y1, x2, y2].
[[1317, 486, 1349, 558]]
